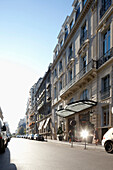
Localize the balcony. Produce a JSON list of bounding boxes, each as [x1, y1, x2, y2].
[[80, 30, 88, 46], [100, 0, 111, 19], [100, 86, 110, 100], [97, 47, 113, 69], [60, 60, 97, 99]]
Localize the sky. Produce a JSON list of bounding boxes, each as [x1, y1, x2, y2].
[[0, 0, 73, 133]]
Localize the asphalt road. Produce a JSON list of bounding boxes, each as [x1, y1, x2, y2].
[[0, 138, 113, 170]]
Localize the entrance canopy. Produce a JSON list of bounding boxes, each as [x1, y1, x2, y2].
[[44, 117, 51, 129], [38, 120, 45, 130], [56, 100, 97, 118]]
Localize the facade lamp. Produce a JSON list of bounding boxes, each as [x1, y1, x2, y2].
[[81, 129, 89, 149]]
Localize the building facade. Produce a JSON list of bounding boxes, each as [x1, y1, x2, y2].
[[51, 0, 113, 142], [35, 64, 52, 139]]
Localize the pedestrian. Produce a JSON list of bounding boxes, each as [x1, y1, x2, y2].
[[94, 128, 98, 145], [68, 130, 72, 143]]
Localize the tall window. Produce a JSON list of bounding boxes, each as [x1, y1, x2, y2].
[[75, 1, 80, 21], [100, 0, 111, 18], [60, 40, 63, 48], [101, 74, 110, 99], [54, 86, 57, 99], [103, 27, 110, 55], [59, 60, 62, 72], [81, 23, 87, 45], [102, 105, 109, 126], [68, 44, 73, 60], [80, 89, 89, 100], [70, 20, 74, 31], [83, 0, 87, 7], [65, 25, 68, 40], [59, 80, 62, 91], [82, 55, 87, 74], [54, 68, 57, 78], [68, 69, 72, 82]]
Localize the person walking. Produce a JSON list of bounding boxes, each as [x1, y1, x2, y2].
[[94, 128, 98, 145]]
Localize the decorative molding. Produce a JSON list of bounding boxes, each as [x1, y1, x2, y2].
[[78, 39, 90, 56]]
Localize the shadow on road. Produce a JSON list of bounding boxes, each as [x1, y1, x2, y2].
[[0, 148, 17, 170]]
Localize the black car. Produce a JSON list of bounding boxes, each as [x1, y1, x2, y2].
[[34, 134, 44, 141]]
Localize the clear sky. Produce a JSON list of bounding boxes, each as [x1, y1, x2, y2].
[[0, 0, 73, 133]]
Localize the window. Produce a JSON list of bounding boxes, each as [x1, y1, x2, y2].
[[68, 44, 73, 61], [60, 40, 63, 48], [69, 69, 72, 82], [102, 105, 109, 126], [54, 68, 57, 78], [75, 1, 80, 21], [54, 86, 57, 99], [59, 80, 62, 91], [103, 27, 110, 55], [83, 0, 87, 7], [80, 89, 89, 100], [80, 23, 87, 45], [55, 50, 58, 57], [101, 74, 110, 99], [70, 20, 74, 31], [59, 60, 62, 72], [65, 25, 68, 40], [100, 0, 111, 18], [82, 55, 87, 74]]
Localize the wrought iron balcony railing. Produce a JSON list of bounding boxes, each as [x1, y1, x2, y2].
[[80, 30, 88, 46], [60, 60, 96, 96], [97, 47, 113, 68], [100, 0, 111, 19], [100, 86, 110, 100]]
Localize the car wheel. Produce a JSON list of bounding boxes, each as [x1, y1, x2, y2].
[[105, 142, 113, 153]]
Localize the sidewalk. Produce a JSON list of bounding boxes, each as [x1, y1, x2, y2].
[[47, 139, 104, 150]]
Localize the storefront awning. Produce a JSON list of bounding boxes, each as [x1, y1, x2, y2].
[[56, 100, 97, 118], [44, 117, 51, 129], [38, 120, 45, 130]]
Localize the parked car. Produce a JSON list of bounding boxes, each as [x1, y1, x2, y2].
[[25, 134, 29, 139], [34, 134, 44, 141], [29, 134, 34, 140], [0, 119, 9, 153], [102, 128, 113, 153]]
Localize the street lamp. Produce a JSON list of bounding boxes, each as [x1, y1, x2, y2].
[[81, 129, 89, 149]]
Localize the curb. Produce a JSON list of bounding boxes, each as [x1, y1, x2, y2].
[[47, 139, 104, 150]]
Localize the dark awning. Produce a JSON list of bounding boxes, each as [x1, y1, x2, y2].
[[56, 100, 97, 118]]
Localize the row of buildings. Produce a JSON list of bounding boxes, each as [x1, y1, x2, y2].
[[26, 0, 113, 142]]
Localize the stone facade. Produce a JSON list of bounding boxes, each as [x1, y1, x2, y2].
[[51, 0, 113, 142]]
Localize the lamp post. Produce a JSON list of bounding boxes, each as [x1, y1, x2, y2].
[[81, 129, 89, 149]]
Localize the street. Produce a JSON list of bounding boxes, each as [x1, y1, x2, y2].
[[0, 138, 113, 170]]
